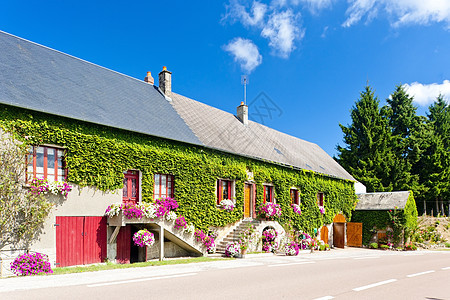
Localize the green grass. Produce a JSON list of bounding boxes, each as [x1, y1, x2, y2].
[[52, 257, 231, 276]]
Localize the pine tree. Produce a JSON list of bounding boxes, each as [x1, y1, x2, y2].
[[419, 96, 450, 215], [337, 86, 396, 192], [384, 85, 422, 192]]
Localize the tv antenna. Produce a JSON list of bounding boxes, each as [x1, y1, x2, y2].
[[241, 75, 249, 105]]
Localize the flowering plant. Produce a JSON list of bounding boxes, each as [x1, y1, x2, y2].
[[219, 199, 235, 212], [262, 228, 278, 253], [29, 178, 72, 199], [194, 229, 216, 253], [122, 203, 145, 219], [299, 232, 312, 250], [239, 224, 257, 251], [225, 242, 241, 257], [132, 229, 155, 247], [165, 211, 177, 222], [174, 216, 187, 230], [105, 203, 122, 217], [140, 203, 158, 219], [291, 204, 302, 215], [319, 206, 325, 214], [258, 202, 282, 219], [284, 241, 300, 256], [10, 252, 53, 276], [185, 223, 195, 234], [156, 197, 178, 217]]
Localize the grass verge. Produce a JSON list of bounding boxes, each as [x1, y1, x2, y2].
[[52, 256, 231, 276]]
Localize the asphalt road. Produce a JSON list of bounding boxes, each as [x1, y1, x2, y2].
[[1, 249, 449, 300]]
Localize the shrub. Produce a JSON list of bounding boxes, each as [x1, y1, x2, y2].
[[369, 242, 378, 249], [10, 252, 53, 276], [380, 244, 390, 250], [445, 242, 450, 248]]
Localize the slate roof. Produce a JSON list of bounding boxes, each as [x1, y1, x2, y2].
[[355, 191, 410, 210], [171, 93, 355, 180], [0, 30, 355, 181], [0, 31, 201, 146]]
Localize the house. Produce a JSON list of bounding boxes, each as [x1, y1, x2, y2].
[[0, 30, 357, 269], [353, 191, 418, 245]]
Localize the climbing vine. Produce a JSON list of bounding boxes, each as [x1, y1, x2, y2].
[[0, 104, 357, 234]]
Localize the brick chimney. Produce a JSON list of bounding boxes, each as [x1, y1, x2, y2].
[[237, 101, 248, 125], [158, 66, 172, 97], [144, 71, 154, 85]]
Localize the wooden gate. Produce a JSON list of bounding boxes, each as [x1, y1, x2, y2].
[[347, 222, 363, 247], [333, 223, 345, 248], [56, 216, 107, 267]]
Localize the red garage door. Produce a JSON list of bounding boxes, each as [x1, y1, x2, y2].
[[56, 216, 107, 267]]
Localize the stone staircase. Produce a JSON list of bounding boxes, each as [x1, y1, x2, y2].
[[216, 219, 261, 253]]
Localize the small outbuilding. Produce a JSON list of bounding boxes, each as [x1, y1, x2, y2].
[[352, 191, 418, 246]]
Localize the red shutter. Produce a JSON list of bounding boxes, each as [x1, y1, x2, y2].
[[217, 179, 222, 204]]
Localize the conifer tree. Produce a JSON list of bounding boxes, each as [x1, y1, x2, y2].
[[337, 86, 396, 192], [419, 95, 450, 215]]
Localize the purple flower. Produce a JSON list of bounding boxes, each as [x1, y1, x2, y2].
[[10, 252, 53, 276]]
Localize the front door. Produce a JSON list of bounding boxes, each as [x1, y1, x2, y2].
[[333, 223, 345, 248], [123, 170, 139, 204], [244, 183, 252, 218]]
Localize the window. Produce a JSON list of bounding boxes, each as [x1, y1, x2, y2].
[[27, 146, 66, 182], [123, 170, 139, 204], [317, 192, 324, 207], [263, 185, 274, 203], [290, 188, 300, 205], [154, 174, 174, 200], [216, 179, 234, 204]]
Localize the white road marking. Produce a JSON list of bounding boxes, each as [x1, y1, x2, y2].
[[353, 279, 397, 291], [87, 272, 197, 287], [407, 270, 435, 277], [442, 267, 450, 270], [354, 256, 380, 260], [313, 296, 334, 300], [268, 261, 315, 267]]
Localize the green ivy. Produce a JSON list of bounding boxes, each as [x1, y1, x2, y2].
[[0, 104, 357, 234]]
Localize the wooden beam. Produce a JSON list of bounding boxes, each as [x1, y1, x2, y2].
[[109, 226, 121, 244]]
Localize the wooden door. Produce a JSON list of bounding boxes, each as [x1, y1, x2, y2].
[[56, 216, 84, 267], [333, 223, 345, 249], [83, 216, 107, 264], [116, 226, 131, 264], [244, 184, 252, 218], [123, 170, 139, 204], [320, 226, 329, 244], [347, 222, 362, 247]]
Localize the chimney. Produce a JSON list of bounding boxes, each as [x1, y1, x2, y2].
[[144, 71, 154, 85], [237, 101, 248, 125], [158, 66, 172, 97]]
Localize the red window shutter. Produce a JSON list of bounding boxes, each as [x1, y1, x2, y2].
[[217, 179, 222, 204]]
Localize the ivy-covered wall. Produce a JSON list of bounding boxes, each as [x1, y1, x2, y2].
[[0, 104, 357, 234], [352, 191, 418, 244]]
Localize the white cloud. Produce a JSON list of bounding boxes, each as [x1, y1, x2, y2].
[[272, 0, 333, 11], [261, 9, 304, 58], [223, 38, 263, 73], [223, 0, 267, 27], [343, 0, 450, 28], [403, 80, 450, 106]]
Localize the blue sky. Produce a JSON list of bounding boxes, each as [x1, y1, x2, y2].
[[1, 0, 450, 156]]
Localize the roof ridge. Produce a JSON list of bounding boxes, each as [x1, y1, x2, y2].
[[0, 30, 151, 87]]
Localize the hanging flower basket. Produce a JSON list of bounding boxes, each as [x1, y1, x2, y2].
[[132, 229, 155, 247]]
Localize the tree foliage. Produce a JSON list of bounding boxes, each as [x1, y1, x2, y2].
[[338, 85, 450, 215], [0, 131, 53, 249]]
